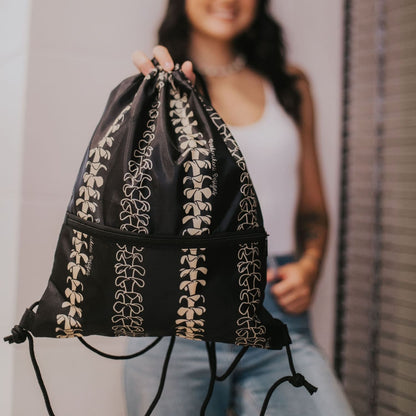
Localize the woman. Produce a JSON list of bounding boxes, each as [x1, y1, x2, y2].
[[124, 1, 355, 415]]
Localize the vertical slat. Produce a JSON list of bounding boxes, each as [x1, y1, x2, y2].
[[334, 0, 353, 382]]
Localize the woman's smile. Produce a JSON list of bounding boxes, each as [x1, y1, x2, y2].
[[209, 5, 238, 21], [186, 0, 257, 41]]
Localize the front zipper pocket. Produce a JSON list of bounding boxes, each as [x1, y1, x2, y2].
[[65, 212, 268, 248]]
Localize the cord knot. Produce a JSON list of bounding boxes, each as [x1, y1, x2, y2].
[[289, 372, 318, 395], [289, 373, 305, 387], [4, 325, 28, 344]]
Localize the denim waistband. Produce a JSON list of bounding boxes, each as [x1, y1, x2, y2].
[[267, 252, 297, 269], [264, 252, 311, 334]]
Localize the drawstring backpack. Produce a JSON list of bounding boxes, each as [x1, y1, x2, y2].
[[4, 57, 317, 415]]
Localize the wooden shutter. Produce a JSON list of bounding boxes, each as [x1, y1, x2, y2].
[[335, 1, 416, 415]]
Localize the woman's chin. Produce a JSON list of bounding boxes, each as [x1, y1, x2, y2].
[[198, 25, 243, 42]]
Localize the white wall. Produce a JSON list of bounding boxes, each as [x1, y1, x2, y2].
[[6, 1, 343, 414], [272, 0, 344, 361], [0, 1, 32, 415], [11, 1, 166, 415]]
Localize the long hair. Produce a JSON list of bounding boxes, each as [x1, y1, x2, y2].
[[157, 0, 303, 125]]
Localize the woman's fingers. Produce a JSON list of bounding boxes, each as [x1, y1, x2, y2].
[[131, 50, 156, 76], [181, 60, 196, 85], [153, 45, 174, 71], [131, 46, 196, 86]]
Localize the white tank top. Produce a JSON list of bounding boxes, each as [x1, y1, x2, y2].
[[227, 78, 301, 256]]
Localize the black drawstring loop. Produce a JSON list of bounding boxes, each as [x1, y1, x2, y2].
[[259, 344, 318, 415], [78, 336, 163, 360], [199, 343, 249, 414], [216, 346, 249, 381]]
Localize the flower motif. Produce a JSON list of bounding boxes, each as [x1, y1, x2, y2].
[[67, 262, 86, 280], [113, 291, 144, 316], [60, 302, 83, 318], [184, 201, 212, 216], [69, 249, 89, 265], [85, 160, 107, 176], [115, 246, 144, 263], [183, 187, 212, 201], [183, 214, 211, 230], [183, 159, 211, 175], [180, 266, 208, 279], [75, 199, 97, 214], [64, 288, 84, 304], [56, 314, 82, 330], [66, 276, 83, 291], [179, 279, 206, 295], [183, 174, 212, 189], [71, 235, 88, 252], [177, 304, 206, 319], [175, 319, 205, 328], [114, 262, 146, 278], [180, 251, 206, 265], [83, 172, 104, 188]]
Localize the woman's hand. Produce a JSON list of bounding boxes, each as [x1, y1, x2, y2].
[[131, 45, 196, 85], [267, 259, 318, 315]]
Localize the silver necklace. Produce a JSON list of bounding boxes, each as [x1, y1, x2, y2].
[[196, 54, 247, 77]]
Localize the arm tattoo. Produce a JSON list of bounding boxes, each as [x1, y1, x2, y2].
[[295, 211, 329, 265]]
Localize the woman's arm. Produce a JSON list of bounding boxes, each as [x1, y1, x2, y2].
[[269, 65, 329, 314], [291, 64, 329, 290]]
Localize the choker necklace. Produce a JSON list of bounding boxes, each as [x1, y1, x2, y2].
[[196, 54, 247, 77]]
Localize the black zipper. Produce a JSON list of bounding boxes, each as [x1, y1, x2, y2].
[[65, 212, 267, 248]]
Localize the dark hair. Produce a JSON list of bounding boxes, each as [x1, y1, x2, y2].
[[157, 0, 303, 125]]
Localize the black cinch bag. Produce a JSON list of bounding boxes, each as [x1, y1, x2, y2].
[[5, 58, 317, 415]]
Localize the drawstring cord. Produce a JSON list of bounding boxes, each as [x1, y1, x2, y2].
[[5, 303, 316, 416], [201, 341, 318, 416], [216, 345, 249, 381], [144, 335, 176, 416], [4, 302, 56, 414], [201, 342, 250, 415], [5, 325, 316, 416], [78, 336, 163, 360], [4, 302, 174, 416], [4, 324, 56, 416], [200, 341, 217, 415], [259, 343, 318, 416]]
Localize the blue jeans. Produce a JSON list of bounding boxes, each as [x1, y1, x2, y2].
[[123, 253, 355, 415]]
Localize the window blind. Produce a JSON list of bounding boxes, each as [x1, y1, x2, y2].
[[335, 1, 416, 415]]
